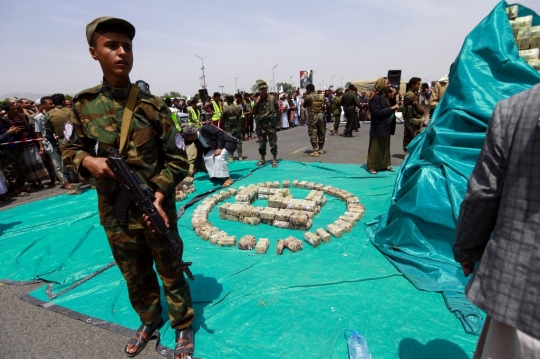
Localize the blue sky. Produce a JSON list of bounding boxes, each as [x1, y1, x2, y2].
[[1, 0, 537, 97]]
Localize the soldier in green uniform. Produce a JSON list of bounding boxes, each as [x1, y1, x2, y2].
[[330, 88, 343, 135], [303, 84, 326, 157], [402, 77, 425, 155], [253, 81, 279, 167], [61, 17, 196, 359], [340, 84, 361, 137], [44, 93, 86, 194], [222, 94, 243, 161]]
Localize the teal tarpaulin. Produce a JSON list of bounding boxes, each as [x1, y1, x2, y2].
[[366, 0, 540, 335], [2, 161, 478, 358]]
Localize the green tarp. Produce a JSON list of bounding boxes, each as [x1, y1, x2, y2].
[[3, 161, 478, 358], [366, 0, 540, 335]]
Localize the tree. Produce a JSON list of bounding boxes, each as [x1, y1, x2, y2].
[[163, 91, 182, 98], [275, 82, 295, 94]]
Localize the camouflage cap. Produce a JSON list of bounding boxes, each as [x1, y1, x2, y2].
[[257, 81, 268, 90], [335, 87, 344, 94], [86, 16, 136, 45]]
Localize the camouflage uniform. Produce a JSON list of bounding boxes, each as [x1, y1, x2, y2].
[[222, 102, 243, 158], [44, 105, 81, 184], [402, 90, 424, 152], [304, 93, 326, 151], [62, 81, 194, 329], [331, 94, 342, 134], [253, 95, 278, 156], [340, 90, 360, 137]]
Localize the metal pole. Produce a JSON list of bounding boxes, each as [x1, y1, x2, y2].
[[234, 77, 239, 93], [272, 64, 278, 92], [194, 54, 207, 88], [219, 85, 224, 96], [331, 75, 335, 87]]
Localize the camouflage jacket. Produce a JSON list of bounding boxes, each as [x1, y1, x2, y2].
[[222, 103, 242, 128], [253, 95, 278, 121], [403, 91, 424, 121], [62, 81, 189, 228], [331, 95, 342, 114], [44, 105, 72, 140], [304, 93, 325, 117]]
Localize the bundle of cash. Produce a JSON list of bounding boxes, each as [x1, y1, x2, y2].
[[304, 232, 321, 248], [238, 235, 256, 250], [256, 238, 270, 254], [519, 48, 539, 61]]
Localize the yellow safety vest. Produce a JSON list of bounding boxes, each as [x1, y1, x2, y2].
[[171, 113, 182, 132], [188, 107, 201, 127], [211, 100, 222, 121]]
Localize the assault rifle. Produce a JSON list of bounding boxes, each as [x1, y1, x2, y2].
[[106, 148, 194, 281]]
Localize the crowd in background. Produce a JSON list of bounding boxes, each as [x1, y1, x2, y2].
[[0, 76, 448, 203]]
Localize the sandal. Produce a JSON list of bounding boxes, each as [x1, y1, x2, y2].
[[386, 167, 395, 172], [222, 178, 234, 188], [368, 169, 377, 175], [174, 326, 195, 359], [15, 191, 29, 197], [256, 159, 266, 166], [124, 320, 163, 357], [272, 159, 278, 168]]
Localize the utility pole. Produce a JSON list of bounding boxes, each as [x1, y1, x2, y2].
[[194, 54, 207, 88], [219, 85, 224, 96], [234, 77, 239, 93], [272, 64, 278, 92], [331, 75, 335, 87]]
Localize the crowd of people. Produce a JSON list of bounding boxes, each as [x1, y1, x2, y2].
[[0, 94, 91, 201], [0, 75, 450, 202]]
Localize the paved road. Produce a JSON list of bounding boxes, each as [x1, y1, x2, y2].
[[0, 121, 409, 359]]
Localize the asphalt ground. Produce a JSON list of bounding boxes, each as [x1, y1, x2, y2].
[[0, 121, 409, 359]]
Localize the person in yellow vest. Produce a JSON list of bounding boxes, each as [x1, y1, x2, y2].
[[203, 92, 223, 129], [187, 99, 201, 127]]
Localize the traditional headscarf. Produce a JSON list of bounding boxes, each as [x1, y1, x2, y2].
[[373, 77, 387, 94]]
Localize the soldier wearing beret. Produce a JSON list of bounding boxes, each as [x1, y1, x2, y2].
[[61, 17, 196, 359]]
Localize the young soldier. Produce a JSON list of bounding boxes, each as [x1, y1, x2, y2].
[[303, 84, 326, 157], [253, 81, 279, 167], [222, 94, 243, 161], [61, 17, 196, 359]]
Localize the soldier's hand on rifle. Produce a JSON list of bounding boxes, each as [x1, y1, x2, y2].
[[142, 188, 169, 230], [82, 157, 117, 179]]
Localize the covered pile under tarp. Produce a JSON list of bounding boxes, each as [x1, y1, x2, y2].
[[2, 161, 478, 358], [366, 0, 540, 336]]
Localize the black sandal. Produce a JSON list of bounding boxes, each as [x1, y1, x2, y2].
[[124, 320, 163, 357], [174, 325, 195, 359]]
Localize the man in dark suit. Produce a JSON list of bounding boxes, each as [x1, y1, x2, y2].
[[454, 84, 540, 357]]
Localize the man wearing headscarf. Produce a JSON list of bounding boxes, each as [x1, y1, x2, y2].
[[366, 77, 399, 174]]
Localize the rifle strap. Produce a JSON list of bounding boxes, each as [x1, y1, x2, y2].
[[119, 85, 140, 155]]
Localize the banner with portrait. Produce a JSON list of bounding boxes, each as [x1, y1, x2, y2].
[[299, 70, 313, 89]]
